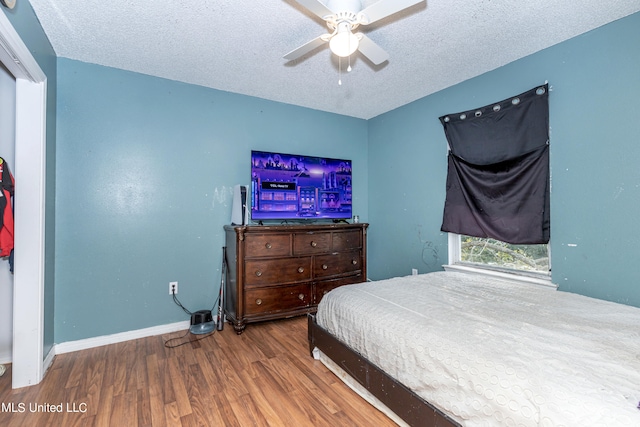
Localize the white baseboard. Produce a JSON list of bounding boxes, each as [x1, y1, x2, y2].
[[54, 320, 191, 355]]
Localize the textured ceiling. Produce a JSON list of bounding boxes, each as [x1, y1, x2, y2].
[[29, 0, 640, 119]]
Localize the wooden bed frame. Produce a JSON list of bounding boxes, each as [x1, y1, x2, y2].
[[308, 314, 461, 427]]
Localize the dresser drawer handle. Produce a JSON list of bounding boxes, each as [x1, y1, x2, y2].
[[255, 298, 262, 305], [310, 241, 317, 247], [297, 267, 305, 273], [352, 259, 358, 265], [322, 264, 328, 270], [298, 293, 305, 300], [265, 242, 272, 249], [255, 270, 263, 277]]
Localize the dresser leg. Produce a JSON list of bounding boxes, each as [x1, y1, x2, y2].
[[232, 321, 246, 335]]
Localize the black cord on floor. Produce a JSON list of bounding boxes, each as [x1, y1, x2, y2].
[[164, 329, 216, 348]]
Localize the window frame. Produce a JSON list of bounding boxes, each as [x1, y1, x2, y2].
[[446, 233, 556, 289]]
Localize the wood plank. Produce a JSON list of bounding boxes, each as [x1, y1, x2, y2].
[[165, 356, 192, 419], [227, 393, 270, 427], [163, 401, 181, 426], [110, 390, 137, 426], [93, 384, 114, 427], [182, 363, 219, 425], [136, 385, 152, 427], [144, 353, 167, 427]]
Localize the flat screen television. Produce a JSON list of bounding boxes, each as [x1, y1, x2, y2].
[[250, 150, 352, 221]]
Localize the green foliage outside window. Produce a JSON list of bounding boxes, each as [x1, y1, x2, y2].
[[460, 236, 550, 273]]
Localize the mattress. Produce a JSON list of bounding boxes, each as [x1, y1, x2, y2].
[[315, 271, 640, 426]]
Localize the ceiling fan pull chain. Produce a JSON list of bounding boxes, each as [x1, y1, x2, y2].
[[338, 56, 342, 85]]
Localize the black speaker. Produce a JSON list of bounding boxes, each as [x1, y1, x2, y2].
[[231, 184, 249, 225]]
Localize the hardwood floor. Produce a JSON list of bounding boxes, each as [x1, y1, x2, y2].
[[0, 316, 396, 426]]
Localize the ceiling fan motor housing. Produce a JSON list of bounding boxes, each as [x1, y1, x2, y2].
[[326, 11, 361, 31]]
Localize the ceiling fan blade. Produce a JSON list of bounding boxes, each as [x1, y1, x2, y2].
[[292, 0, 334, 19], [359, 0, 424, 25], [284, 36, 327, 61], [356, 34, 389, 65]]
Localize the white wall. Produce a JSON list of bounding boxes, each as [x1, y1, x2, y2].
[[0, 61, 15, 364]]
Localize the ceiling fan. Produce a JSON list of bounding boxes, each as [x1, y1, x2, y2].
[[284, 0, 425, 65]]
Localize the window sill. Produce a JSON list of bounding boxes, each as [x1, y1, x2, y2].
[[443, 264, 558, 290]]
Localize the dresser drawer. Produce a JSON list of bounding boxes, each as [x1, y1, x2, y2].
[[314, 276, 365, 305], [293, 232, 331, 254], [245, 284, 311, 315], [244, 257, 312, 286], [244, 234, 291, 258], [314, 250, 362, 278], [332, 230, 362, 251]]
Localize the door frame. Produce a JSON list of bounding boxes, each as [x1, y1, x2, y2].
[[0, 11, 48, 389]]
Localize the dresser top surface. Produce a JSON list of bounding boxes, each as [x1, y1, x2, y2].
[[224, 223, 368, 234]]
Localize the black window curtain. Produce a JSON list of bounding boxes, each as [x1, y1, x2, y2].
[[439, 84, 550, 244]]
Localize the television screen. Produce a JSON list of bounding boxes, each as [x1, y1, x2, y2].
[[250, 150, 352, 221]]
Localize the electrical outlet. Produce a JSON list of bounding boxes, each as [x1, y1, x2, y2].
[[412, 268, 418, 276], [169, 281, 178, 294]]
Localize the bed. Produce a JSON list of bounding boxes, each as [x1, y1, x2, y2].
[[308, 271, 640, 426]]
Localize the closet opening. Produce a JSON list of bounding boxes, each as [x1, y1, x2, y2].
[[0, 60, 15, 382], [0, 11, 48, 389]]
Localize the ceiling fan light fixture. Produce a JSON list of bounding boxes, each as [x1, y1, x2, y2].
[[286, 0, 423, 64], [329, 23, 359, 57]]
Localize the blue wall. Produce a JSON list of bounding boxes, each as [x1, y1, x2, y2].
[[55, 59, 368, 342], [368, 12, 640, 307], [3, 1, 57, 358]]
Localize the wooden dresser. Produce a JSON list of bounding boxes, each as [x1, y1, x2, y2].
[[224, 223, 368, 334]]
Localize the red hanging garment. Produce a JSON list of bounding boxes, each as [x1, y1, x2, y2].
[[0, 157, 15, 257]]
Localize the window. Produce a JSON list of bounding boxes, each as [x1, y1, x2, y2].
[[440, 85, 554, 288], [460, 235, 549, 274], [447, 233, 554, 287]]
